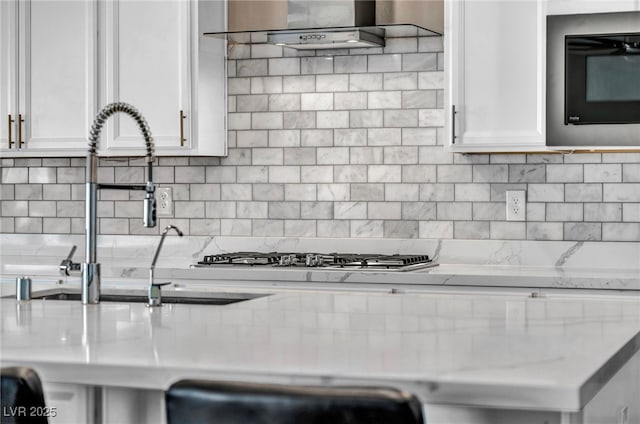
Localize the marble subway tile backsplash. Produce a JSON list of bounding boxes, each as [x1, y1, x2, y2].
[[1, 36, 640, 241]]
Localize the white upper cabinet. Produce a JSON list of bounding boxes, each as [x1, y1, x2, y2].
[[194, 0, 228, 157], [0, 1, 17, 152], [1, 0, 226, 157], [546, 0, 640, 15], [99, 0, 191, 155], [98, 0, 227, 157], [1, 0, 96, 157], [445, 0, 547, 152], [20, 1, 97, 153]]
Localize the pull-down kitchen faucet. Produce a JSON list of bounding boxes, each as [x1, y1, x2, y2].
[[60, 102, 157, 304]]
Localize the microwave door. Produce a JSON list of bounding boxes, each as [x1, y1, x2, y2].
[[565, 33, 640, 125]]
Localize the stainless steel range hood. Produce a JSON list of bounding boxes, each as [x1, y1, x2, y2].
[[268, 28, 385, 50], [205, 0, 443, 50]]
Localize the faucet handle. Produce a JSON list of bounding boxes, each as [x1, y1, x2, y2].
[[143, 182, 157, 228], [143, 193, 157, 228], [65, 245, 77, 261], [59, 245, 81, 276], [148, 282, 172, 307]]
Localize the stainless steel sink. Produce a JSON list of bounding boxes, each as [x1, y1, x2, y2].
[[10, 288, 269, 306]]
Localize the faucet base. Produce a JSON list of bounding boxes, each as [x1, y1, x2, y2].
[[81, 263, 101, 304]]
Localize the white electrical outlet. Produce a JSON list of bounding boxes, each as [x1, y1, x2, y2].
[[157, 187, 173, 217], [506, 190, 526, 221]]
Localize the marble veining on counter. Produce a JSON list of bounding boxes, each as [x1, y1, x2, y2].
[[1, 234, 639, 291], [1, 291, 640, 412]]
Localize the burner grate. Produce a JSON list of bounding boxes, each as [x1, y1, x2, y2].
[[196, 252, 433, 270], [199, 252, 282, 266], [325, 254, 431, 268]]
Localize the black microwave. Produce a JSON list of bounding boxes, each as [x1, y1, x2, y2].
[[565, 32, 640, 125], [547, 12, 640, 147]]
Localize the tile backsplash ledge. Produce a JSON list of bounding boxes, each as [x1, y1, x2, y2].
[[1, 36, 639, 242]]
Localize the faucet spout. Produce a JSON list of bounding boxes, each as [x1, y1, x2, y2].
[[83, 102, 156, 304], [150, 225, 184, 272], [148, 225, 184, 307]]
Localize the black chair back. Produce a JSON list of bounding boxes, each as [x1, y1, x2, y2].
[[166, 380, 424, 424], [1, 367, 48, 424]]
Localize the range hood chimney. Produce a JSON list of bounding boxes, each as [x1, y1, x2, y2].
[[206, 0, 443, 50]]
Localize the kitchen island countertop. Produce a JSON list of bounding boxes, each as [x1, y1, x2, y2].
[[1, 289, 639, 413]]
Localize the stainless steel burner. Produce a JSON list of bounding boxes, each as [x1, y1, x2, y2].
[[195, 252, 437, 272]]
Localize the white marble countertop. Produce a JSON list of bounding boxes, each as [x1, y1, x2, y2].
[[2, 289, 640, 412], [2, 234, 639, 292]]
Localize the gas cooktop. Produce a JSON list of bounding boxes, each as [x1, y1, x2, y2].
[[194, 252, 437, 272]]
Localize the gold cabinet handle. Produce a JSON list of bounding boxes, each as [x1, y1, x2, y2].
[[7, 114, 14, 148], [179, 110, 186, 147], [18, 114, 24, 148]]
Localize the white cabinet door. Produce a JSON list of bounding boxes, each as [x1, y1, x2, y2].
[[194, 0, 228, 157], [1, 0, 96, 157], [100, 0, 192, 156], [445, 0, 546, 152], [0, 1, 17, 152], [99, 0, 227, 157], [18, 0, 97, 154], [43, 382, 91, 424]]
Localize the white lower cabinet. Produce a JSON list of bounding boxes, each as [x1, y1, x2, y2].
[[102, 388, 165, 424], [581, 347, 640, 424], [427, 348, 640, 424], [43, 384, 164, 424], [43, 382, 92, 424], [445, 0, 546, 152]]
